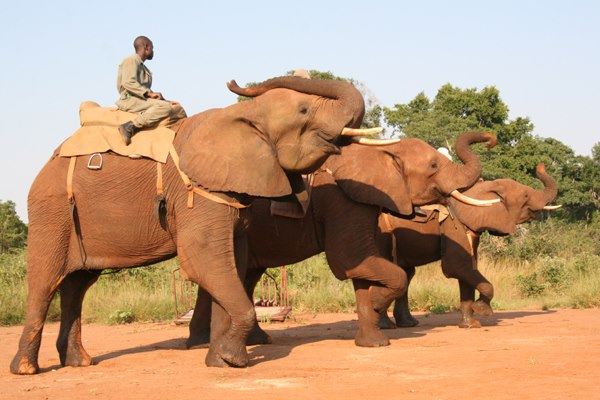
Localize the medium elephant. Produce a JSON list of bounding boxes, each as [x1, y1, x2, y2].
[[188, 131, 498, 349], [11, 76, 373, 374], [376, 163, 560, 329]]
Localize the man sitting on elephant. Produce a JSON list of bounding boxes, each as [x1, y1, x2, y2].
[[116, 36, 186, 145]]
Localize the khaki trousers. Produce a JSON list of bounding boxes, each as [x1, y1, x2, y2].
[[116, 96, 187, 128]]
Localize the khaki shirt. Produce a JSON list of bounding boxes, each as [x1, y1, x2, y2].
[[116, 54, 152, 100]]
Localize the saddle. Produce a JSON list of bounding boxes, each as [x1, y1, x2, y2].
[[59, 101, 182, 163]]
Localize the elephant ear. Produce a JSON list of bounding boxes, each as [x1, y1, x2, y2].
[[450, 181, 517, 235], [178, 110, 292, 197], [328, 145, 413, 215]]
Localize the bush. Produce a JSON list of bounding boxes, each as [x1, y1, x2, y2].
[[109, 310, 135, 324]]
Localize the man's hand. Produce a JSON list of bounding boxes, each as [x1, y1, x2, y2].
[[146, 91, 164, 100]]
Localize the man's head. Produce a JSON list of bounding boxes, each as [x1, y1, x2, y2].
[[133, 36, 154, 61]]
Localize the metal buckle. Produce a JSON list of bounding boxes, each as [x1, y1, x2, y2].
[[87, 153, 103, 170]]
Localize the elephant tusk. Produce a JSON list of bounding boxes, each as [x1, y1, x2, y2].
[[450, 190, 501, 207], [350, 137, 401, 146], [340, 127, 384, 136], [542, 205, 562, 210]]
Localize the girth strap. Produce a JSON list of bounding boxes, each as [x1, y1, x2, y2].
[[66, 156, 87, 267]]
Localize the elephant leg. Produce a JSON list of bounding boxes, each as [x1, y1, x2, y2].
[[56, 269, 101, 367], [11, 267, 66, 375], [353, 279, 390, 347], [458, 279, 481, 328], [378, 308, 396, 330], [244, 268, 272, 346], [390, 266, 418, 328], [178, 215, 255, 368], [11, 221, 70, 375], [186, 285, 212, 349]]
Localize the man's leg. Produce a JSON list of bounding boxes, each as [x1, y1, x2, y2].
[[116, 98, 173, 144]]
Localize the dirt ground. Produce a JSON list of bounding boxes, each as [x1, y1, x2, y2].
[[1, 309, 598, 400]]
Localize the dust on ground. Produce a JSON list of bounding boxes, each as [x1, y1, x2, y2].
[[1, 309, 598, 400]]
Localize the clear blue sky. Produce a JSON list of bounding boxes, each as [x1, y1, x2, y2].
[[1, 1, 599, 220]]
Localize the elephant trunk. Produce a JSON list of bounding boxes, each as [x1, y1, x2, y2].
[[227, 76, 365, 128], [530, 163, 558, 209], [438, 131, 497, 194]]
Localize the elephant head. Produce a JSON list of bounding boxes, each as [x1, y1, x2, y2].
[[450, 163, 560, 235], [178, 76, 370, 198], [325, 131, 497, 215]]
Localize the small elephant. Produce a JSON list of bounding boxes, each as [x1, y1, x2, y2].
[[11, 76, 373, 374], [188, 131, 498, 349], [377, 163, 560, 329]]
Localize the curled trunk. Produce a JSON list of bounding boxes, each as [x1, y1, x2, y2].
[[227, 76, 365, 128], [438, 131, 497, 194], [530, 163, 558, 209]]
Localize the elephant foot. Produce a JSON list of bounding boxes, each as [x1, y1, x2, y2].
[[394, 314, 419, 328], [472, 300, 493, 316], [186, 331, 211, 349], [354, 328, 390, 347], [458, 318, 482, 329], [246, 326, 272, 345], [378, 313, 397, 330], [206, 339, 249, 368], [10, 355, 39, 375], [60, 345, 93, 368], [204, 347, 230, 368]]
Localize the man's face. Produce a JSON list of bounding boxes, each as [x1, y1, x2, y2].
[[145, 42, 154, 60]]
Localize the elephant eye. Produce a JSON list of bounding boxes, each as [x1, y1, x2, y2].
[[430, 161, 438, 170], [299, 105, 309, 115]]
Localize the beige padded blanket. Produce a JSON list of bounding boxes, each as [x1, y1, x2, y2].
[[59, 101, 180, 163]]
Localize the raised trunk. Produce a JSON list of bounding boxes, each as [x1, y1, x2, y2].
[[227, 76, 365, 128], [438, 131, 497, 194], [530, 163, 558, 209]]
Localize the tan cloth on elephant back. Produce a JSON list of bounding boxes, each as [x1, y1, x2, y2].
[[59, 101, 180, 163], [116, 53, 186, 128]]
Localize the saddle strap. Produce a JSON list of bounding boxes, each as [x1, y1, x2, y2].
[[67, 156, 77, 201]]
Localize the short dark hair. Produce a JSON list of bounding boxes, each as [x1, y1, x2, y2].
[[133, 36, 152, 51]]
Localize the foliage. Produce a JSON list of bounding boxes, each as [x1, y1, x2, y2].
[[0, 200, 27, 254]]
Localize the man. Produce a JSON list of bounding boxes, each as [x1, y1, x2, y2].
[[116, 36, 185, 145]]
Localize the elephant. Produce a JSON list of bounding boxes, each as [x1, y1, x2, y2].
[[376, 163, 560, 329], [11, 75, 377, 374], [187, 131, 499, 350]]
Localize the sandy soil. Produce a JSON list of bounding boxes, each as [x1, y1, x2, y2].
[[1, 309, 598, 400]]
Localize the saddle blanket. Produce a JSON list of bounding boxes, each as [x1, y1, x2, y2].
[[59, 101, 181, 163]]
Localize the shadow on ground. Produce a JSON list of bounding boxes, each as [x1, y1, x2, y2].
[[77, 309, 554, 370]]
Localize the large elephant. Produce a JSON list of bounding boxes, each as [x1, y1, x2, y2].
[[188, 131, 498, 349], [376, 163, 560, 329], [11, 76, 373, 374]]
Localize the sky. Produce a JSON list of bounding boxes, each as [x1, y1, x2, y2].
[[0, 1, 599, 220]]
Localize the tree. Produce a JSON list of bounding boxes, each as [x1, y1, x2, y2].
[[0, 200, 27, 253], [384, 84, 534, 148]]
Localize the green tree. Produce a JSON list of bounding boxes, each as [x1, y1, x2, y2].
[[0, 200, 27, 253], [592, 142, 600, 164], [384, 84, 533, 148]]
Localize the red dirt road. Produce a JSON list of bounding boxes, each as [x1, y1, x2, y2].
[[1, 309, 598, 400]]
